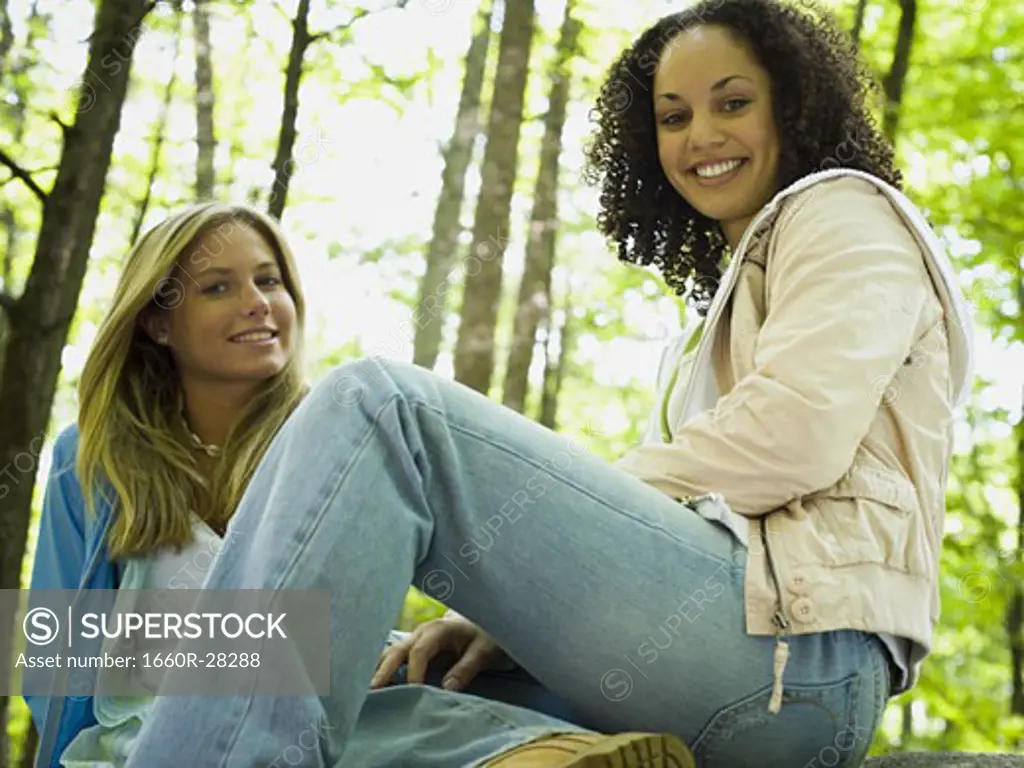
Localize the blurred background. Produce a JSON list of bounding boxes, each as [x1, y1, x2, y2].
[[0, 0, 1020, 763]]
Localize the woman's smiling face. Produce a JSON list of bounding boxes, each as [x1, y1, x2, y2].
[[653, 24, 781, 248]]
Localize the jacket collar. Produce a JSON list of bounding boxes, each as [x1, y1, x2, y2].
[[689, 169, 974, 423]]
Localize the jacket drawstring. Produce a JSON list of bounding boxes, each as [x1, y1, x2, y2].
[[762, 517, 791, 714], [768, 626, 790, 714]]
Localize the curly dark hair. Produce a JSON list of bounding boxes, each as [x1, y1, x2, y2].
[[583, 0, 901, 311]]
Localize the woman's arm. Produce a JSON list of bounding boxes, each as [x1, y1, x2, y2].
[[616, 177, 930, 516], [22, 425, 88, 731]]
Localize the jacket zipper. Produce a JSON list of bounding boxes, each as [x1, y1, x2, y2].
[[673, 217, 767, 431], [664, 208, 788, 711], [762, 516, 791, 714]]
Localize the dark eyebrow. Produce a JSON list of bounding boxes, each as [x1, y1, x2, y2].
[[201, 260, 279, 276], [656, 74, 752, 102]]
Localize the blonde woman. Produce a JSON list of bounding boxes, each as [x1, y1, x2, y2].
[[25, 203, 309, 765], [25, 202, 667, 768]]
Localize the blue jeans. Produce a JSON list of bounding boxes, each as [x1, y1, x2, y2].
[[126, 358, 890, 768]]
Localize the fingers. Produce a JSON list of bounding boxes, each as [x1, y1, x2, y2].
[[370, 641, 410, 689], [404, 636, 442, 685], [440, 636, 498, 692]]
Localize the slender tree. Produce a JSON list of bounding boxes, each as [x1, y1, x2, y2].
[[223, 8, 256, 192], [850, 0, 868, 48], [0, 0, 13, 79], [1011, 217, 1024, 716], [412, 0, 494, 370], [131, 11, 183, 245], [0, 0, 43, 380], [0, 0, 151, 755], [267, 0, 410, 220], [537, 299, 573, 430], [452, 0, 536, 393], [193, 0, 216, 200], [502, 0, 580, 413], [882, 0, 917, 141]]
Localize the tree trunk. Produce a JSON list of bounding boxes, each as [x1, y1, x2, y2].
[[0, 0, 13, 80], [850, 0, 868, 48], [266, 2, 409, 220], [131, 13, 182, 245], [193, 0, 216, 200], [266, 0, 311, 220], [0, 0, 42, 381], [502, 0, 579, 412], [902, 699, 914, 743], [882, 0, 917, 142], [0, 0, 150, 754], [411, 0, 494, 370], [1011, 255, 1024, 716], [223, 10, 256, 193], [452, 0, 536, 394], [538, 303, 573, 430]]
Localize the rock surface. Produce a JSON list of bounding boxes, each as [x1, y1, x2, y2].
[[864, 754, 1024, 767]]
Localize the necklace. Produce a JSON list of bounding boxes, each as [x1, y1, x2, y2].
[[181, 412, 223, 458]]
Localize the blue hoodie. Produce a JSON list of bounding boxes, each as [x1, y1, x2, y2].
[[24, 423, 123, 767]]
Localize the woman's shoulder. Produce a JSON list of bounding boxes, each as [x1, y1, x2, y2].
[[45, 422, 81, 480], [53, 421, 80, 453], [766, 170, 926, 253]]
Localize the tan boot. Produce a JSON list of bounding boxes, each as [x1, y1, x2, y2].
[[481, 731, 695, 767]]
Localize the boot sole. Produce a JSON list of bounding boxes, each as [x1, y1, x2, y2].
[[562, 732, 695, 768]]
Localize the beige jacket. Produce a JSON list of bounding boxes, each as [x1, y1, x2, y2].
[[616, 169, 974, 709]]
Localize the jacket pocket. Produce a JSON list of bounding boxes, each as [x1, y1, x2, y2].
[[691, 673, 861, 768], [803, 470, 923, 574]]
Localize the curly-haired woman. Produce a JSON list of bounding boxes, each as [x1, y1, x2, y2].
[[125, 1, 973, 766]]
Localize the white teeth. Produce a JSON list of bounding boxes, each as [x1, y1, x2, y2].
[[695, 159, 743, 178], [232, 331, 274, 342]]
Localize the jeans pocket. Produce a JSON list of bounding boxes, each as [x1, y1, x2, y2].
[[692, 672, 866, 768]]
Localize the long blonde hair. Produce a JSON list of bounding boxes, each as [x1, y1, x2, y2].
[[77, 203, 308, 559]]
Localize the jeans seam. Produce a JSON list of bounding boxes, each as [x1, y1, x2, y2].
[[845, 634, 886, 768], [411, 400, 735, 571], [216, 393, 403, 764], [269, 393, 403, 591]]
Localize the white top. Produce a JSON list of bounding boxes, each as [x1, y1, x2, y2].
[[60, 515, 223, 767]]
